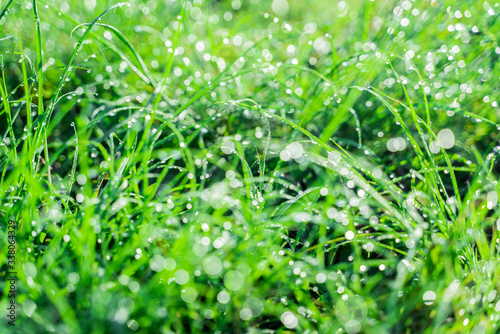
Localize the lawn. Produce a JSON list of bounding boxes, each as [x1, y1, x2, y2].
[[1, 0, 500, 333]]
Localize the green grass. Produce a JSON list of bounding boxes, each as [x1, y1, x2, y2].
[[1, 0, 500, 333]]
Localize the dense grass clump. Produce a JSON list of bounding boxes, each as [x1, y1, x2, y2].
[[1, 0, 500, 333]]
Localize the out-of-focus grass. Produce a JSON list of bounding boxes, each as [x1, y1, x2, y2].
[[1, 0, 500, 333]]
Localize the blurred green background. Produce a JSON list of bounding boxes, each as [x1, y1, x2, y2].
[[1, 0, 500, 333]]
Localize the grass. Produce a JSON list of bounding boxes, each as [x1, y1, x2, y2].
[[1, 0, 500, 333]]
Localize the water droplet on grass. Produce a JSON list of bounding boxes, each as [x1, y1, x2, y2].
[[328, 151, 341, 164], [150, 255, 166, 272], [423, 291, 436, 305], [221, 140, 236, 154], [217, 290, 230, 304], [181, 288, 197, 303], [174, 269, 189, 284], [203, 256, 222, 277], [437, 129, 455, 149], [281, 311, 298, 329], [224, 270, 244, 290]]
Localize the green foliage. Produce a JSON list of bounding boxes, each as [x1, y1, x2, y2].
[[1, 0, 500, 333]]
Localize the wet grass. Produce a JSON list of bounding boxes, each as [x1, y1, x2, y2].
[[1, 0, 500, 333]]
